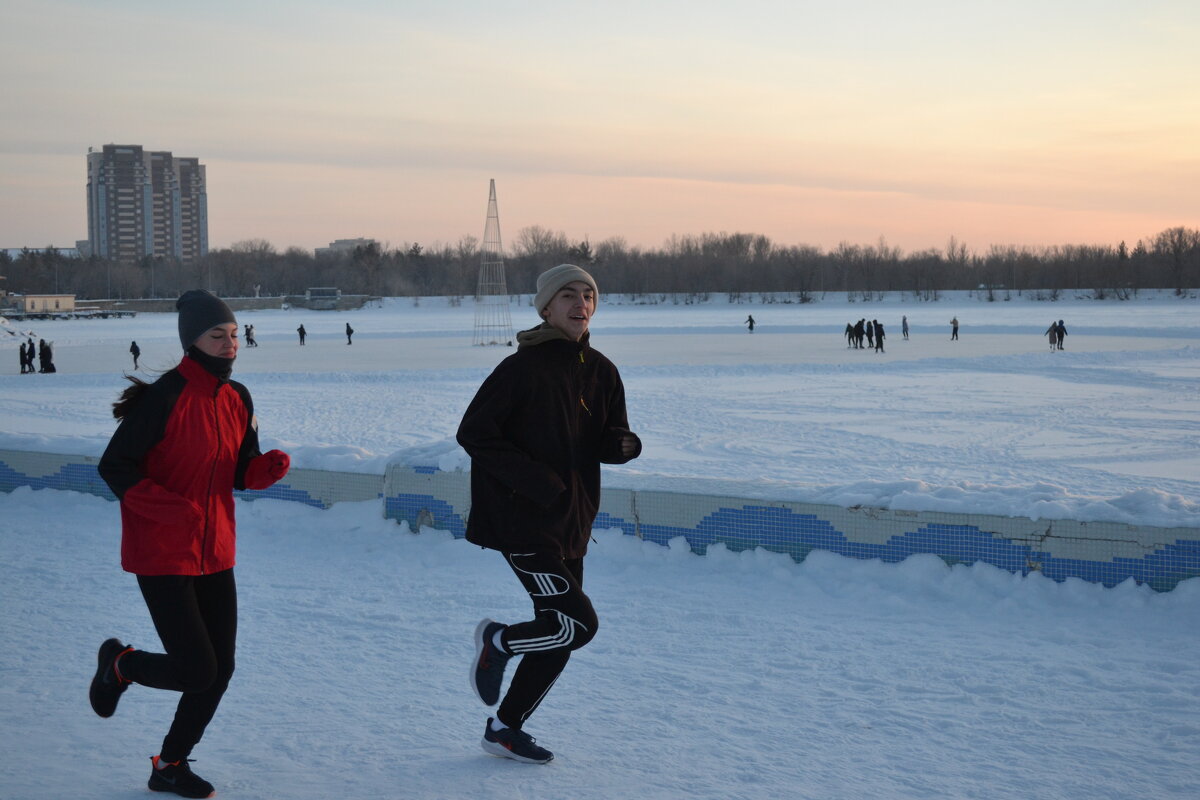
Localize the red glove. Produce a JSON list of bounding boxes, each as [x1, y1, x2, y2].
[[244, 450, 290, 490]]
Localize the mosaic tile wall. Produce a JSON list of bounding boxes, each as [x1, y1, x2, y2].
[[382, 465, 1200, 593], [0, 449, 381, 511], [3, 449, 1197, 592]]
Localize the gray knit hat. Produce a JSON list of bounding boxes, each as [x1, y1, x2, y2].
[[177, 289, 237, 350], [533, 264, 598, 317]]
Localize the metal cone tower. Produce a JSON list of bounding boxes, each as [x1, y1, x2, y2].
[[472, 179, 515, 346]]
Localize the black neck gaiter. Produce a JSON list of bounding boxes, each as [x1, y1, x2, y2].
[[186, 346, 235, 382]]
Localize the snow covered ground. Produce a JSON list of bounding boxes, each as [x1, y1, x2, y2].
[[1, 291, 1198, 799], [2, 488, 1198, 800]]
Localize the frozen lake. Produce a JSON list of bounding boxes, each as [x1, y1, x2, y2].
[[3, 290, 1197, 527]]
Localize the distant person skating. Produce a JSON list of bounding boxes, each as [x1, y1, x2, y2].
[[345, 322, 354, 345], [865, 320, 874, 349], [1044, 321, 1058, 352], [873, 320, 885, 353], [297, 324, 306, 345], [1056, 319, 1067, 350], [746, 314, 755, 333], [91, 290, 291, 799], [902, 315, 909, 340], [130, 341, 141, 370], [19, 342, 28, 374], [458, 264, 642, 765], [853, 319, 866, 349], [845, 323, 854, 348], [244, 325, 257, 347], [950, 317, 959, 341]]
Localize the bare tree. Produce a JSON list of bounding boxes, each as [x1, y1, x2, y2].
[[1152, 227, 1200, 295], [514, 225, 569, 262]]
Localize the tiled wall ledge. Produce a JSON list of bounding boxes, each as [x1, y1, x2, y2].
[[3, 450, 1195, 592]]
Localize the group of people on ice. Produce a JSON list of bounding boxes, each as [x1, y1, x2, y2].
[[845, 318, 888, 352], [17, 337, 54, 373], [89, 264, 637, 797], [834, 315, 1069, 352]]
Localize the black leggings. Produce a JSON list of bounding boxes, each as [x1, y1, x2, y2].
[[497, 553, 597, 729], [120, 569, 237, 762]]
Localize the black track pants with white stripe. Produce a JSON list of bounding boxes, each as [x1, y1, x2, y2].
[[497, 552, 598, 729]]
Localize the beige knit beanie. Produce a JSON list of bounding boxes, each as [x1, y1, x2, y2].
[[533, 264, 598, 317]]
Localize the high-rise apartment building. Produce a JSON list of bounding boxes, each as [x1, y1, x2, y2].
[[87, 144, 208, 263]]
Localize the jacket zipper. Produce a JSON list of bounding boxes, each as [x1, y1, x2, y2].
[[201, 383, 222, 574], [575, 347, 598, 546]]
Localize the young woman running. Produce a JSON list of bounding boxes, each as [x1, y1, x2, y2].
[[90, 290, 290, 798]]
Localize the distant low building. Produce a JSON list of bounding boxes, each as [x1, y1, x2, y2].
[[17, 294, 76, 313], [315, 238, 377, 258], [305, 287, 341, 310]]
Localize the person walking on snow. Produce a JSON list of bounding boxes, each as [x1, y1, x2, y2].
[[873, 320, 885, 353], [950, 317, 959, 340], [345, 322, 354, 345], [902, 315, 909, 340], [90, 290, 291, 799], [130, 341, 141, 370], [458, 264, 642, 765], [746, 314, 755, 333], [297, 324, 306, 345], [38, 339, 55, 373], [1044, 321, 1058, 352], [1056, 319, 1067, 350]]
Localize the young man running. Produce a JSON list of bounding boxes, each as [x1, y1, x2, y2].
[[458, 264, 642, 764]]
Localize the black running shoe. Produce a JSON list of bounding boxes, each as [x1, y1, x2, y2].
[[471, 618, 511, 706], [481, 718, 554, 764], [89, 638, 132, 718], [148, 756, 215, 798]]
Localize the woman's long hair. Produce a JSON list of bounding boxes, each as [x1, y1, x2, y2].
[[112, 375, 152, 420]]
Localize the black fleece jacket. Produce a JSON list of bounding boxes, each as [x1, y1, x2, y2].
[[456, 328, 641, 559]]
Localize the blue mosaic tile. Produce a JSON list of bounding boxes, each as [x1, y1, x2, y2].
[[235, 482, 328, 509], [384, 493, 466, 537]]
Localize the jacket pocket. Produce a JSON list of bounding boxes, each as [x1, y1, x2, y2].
[[124, 512, 203, 573]]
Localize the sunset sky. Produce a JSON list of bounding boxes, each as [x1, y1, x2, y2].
[[2, 0, 1197, 256]]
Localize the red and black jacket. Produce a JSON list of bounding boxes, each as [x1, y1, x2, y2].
[[99, 355, 281, 576]]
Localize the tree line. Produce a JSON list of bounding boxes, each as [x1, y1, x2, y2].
[[2, 226, 1197, 302]]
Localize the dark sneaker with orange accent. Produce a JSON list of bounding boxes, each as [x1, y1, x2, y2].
[[481, 718, 554, 764], [471, 618, 511, 706], [89, 638, 132, 718], [148, 756, 215, 798]]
